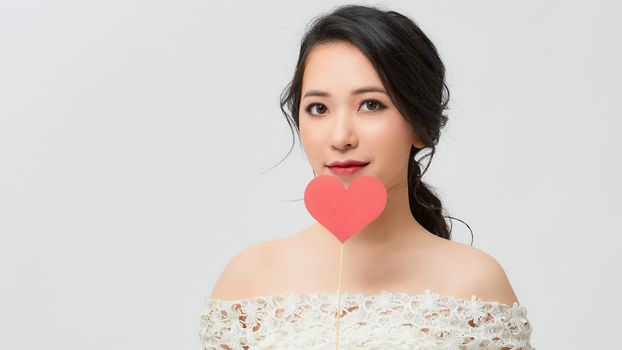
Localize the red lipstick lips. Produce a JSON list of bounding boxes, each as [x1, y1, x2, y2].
[[327, 159, 370, 176], [327, 159, 369, 167]]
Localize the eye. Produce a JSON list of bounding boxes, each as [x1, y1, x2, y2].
[[305, 103, 328, 116], [304, 99, 387, 117], [360, 98, 387, 112]]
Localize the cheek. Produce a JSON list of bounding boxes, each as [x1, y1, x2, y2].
[[364, 122, 414, 176], [370, 119, 414, 153], [299, 120, 323, 163]]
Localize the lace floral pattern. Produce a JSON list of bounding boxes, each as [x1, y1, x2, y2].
[[199, 289, 534, 350]]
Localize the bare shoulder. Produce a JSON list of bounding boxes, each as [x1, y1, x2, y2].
[[208, 238, 281, 300], [436, 238, 520, 306], [208, 227, 317, 300]]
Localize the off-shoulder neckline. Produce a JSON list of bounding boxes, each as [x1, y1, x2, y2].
[[206, 288, 523, 310]]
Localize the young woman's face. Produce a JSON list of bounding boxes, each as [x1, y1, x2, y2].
[[299, 41, 424, 188]]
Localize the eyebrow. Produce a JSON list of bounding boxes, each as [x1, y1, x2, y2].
[[302, 86, 388, 99]]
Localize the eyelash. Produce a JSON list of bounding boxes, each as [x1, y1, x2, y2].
[[304, 98, 387, 116]]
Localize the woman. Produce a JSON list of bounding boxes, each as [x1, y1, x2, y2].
[[200, 4, 534, 349]]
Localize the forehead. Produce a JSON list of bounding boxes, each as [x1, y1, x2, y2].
[[302, 41, 384, 94]]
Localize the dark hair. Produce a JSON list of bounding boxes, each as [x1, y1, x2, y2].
[[266, 4, 472, 244]]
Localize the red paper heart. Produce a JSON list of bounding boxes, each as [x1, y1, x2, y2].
[[304, 175, 387, 243]]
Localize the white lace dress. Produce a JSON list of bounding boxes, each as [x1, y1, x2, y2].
[[199, 289, 534, 349]]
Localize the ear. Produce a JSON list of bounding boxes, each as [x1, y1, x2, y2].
[[412, 132, 425, 149]]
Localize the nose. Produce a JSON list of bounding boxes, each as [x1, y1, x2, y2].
[[330, 109, 358, 151]]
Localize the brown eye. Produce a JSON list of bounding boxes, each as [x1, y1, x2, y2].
[[360, 99, 386, 112], [305, 103, 328, 116]]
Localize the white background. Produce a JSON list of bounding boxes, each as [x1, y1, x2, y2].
[[1, 1, 621, 349]]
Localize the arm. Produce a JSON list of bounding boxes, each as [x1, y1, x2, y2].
[[200, 243, 268, 350]]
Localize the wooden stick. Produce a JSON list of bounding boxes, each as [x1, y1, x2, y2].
[[335, 243, 344, 350]]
